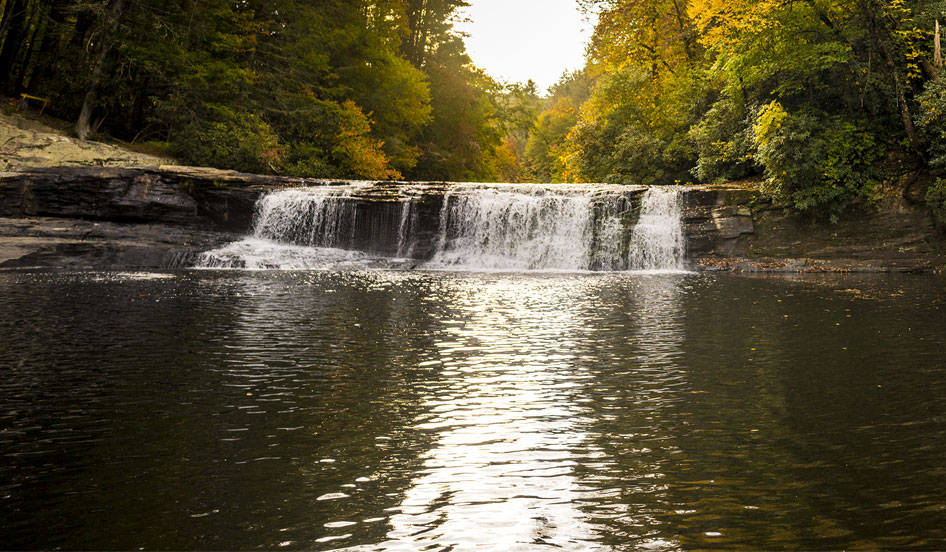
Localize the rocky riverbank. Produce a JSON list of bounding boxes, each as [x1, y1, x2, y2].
[[0, 216, 234, 270], [0, 165, 274, 269], [683, 181, 946, 273], [1, 165, 944, 272]]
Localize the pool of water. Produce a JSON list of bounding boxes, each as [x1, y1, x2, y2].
[[1, 270, 945, 550]]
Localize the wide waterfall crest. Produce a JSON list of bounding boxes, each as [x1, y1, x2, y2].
[[196, 183, 688, 272]]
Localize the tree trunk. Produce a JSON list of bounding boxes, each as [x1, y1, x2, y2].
[[0, 0, 20, 38], [862, 0, 921, 152], [935, 20, 942, 72], [26, 1, 68, 96], [670, 0, 695, 64], [75, 41, 111, 140], [75, 0, 125, 140], [13, 3, 49, 94]]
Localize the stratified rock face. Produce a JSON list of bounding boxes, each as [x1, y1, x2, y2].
[[0, 217, 236, 269], [683, 189, 758, 258], [0, 166, 943, 271], [682, 184, 945, 271], [0, 166, 275, 268], [0, 166, 276, 229], [1, 168, 197, 223]]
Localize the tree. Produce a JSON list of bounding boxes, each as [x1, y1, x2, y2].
[[524, 97, 579, 182]]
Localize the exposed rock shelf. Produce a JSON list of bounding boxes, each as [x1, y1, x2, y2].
[[1, 166, 943, 271], [683, 185, 945, 272]]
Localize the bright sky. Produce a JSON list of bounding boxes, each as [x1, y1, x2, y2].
[[454, 0, 596, 93]]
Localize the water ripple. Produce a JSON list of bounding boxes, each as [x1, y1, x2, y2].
[[1, 271, 945, 550]]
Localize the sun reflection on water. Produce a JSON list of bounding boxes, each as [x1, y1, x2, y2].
[[6, 271, 944, 550], [364, 279, 600, 550], [329, 275, 689, 551]]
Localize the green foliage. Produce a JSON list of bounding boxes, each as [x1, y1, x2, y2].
[[407, 50, 503, 182], [173, 108, 282, 174], [524, 98, 578, 182], [926, 178, 946, 224], [753, 103, 883, 221], [689, 96, 759, 182], [0, 0, 495, 181], [565, 68, 699, 185], [4, 0, 944, 202], [915, 75, 946, 172], [916, 76, 946, 224]]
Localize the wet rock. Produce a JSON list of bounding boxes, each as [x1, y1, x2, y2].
[[0, 217, 237, 270], [1, 166, 944, 272], [0, 166, 273, 228], [712, 207, 754, 239]]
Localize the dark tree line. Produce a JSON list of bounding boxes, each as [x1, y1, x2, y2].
[[0, 0, 508, 180]]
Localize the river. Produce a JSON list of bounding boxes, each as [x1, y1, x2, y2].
[[2, 269, 945, 550]]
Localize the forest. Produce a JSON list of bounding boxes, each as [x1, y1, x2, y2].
[[1, 0, 946, 220]]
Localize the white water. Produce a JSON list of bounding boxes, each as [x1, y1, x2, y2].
[[252, 185, 369, 248], [197, 184, 387, 270], [627, 188, 687, 272], [428, 185, 598, 271], [196, 184, 688, 272]]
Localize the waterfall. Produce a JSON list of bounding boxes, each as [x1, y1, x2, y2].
[[427, 184, 686, 272], [627, 187, 687, 272], [252, 185, 366, 248], [195, 183, 688, 272], [197, 183, 383, 270], [428, 184, 598, 271]]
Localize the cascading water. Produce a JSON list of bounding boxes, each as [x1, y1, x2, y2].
[[196, 183, 688, 271], [197, 183, 383, 270], [427, 184, 686, 271], [627, 187, 687, 271], [251, 186, 364, 248], [428, 185, 599, 271]]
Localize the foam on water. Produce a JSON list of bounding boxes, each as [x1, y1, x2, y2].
[[196, 238, 375, 271]]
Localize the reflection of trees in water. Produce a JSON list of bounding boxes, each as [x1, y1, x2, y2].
[[0, 272, 277, 549], [218, 272, 456, 549], [5, 272, 944, 550], [565, 274, 690, 551], [668, 276, 946, 549]]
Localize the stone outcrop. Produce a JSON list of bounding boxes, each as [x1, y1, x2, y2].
[[0, 166, 275, 268], [0, 112, 172, 171], [0, 165, 282, 229], [682, 184, 945, 272], [1, 166, 943, 271], [0, 217, 234, 270]]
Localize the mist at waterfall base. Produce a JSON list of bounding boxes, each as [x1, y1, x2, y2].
[[197, 184, 688, 273], [2, 270, 946, 550]]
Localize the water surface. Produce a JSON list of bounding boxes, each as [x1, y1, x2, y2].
[[1, 270, 945, 550]]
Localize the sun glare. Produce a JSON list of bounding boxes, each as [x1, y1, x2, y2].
[[455, 0, 597, 92]]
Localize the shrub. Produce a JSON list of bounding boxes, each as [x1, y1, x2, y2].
[[563, 68, 698, 185], [752, 102, 883, 222], [689, 97, 760, 183], [926, 178, 946, 224], [173, 108, 283, 174], [914, 75, 946, 172]]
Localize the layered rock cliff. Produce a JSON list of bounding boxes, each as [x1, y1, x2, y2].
[[1, 166, 943, 271]]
